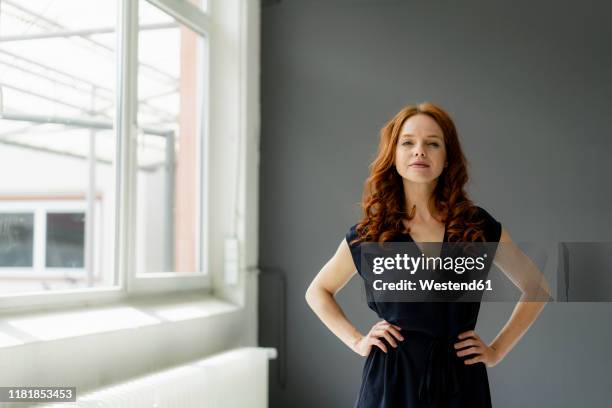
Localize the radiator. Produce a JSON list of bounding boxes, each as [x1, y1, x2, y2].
[[39, 347, 277, 408]]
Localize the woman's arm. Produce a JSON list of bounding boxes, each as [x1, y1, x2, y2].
[[455, 227, 551, 366], [305, 239, 404, 355], [305, 239, 363, 351], [488, 227, 551, 361]]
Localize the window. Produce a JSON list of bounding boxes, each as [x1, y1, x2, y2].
[[135, 0, 207, 275], [0, 199, 105, 294], [0, 213, 34, 267], [0, 0, 117, 295], [45, 212, 86, 268], [0, 0, 215, 303]]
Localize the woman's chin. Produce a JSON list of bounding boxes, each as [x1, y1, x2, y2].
[[401, 175, 439, 184]]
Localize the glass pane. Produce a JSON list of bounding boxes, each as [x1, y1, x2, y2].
[[46, 213, 85, 268], [0, 0, 117, 293], [136, 0, 204, 273], [0, 213, 34, 267]]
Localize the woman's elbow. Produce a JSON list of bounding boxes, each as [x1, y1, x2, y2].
[[305, 283, 329, 308], [305, 284, 318, 307]]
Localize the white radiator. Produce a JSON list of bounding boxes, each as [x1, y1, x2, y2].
[[40, 347, 277, 408]]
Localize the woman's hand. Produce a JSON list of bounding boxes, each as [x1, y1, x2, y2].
[[454, 330, 503, 368], [352, 320, 405, 356]]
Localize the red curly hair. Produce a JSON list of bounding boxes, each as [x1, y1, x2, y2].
[[352, 102, 487, 244]]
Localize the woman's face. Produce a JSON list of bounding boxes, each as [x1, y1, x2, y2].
[[394, 114, 447, 184]]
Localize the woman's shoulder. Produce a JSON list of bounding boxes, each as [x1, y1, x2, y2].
[[472, 205, 502, 242], [344, 223, 364, 275], [345, 223, 361, 248]]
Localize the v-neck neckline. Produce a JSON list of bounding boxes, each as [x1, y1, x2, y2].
[[400, 219, 448, 243], [400, 220, 448, 258]]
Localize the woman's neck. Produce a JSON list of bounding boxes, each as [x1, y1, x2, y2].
[[402, 179, 438, 222]]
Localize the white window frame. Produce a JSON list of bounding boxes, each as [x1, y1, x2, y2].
[[0, 200, 103, 279], [124, 0, 212, 294], [0, 0, 244, 311]]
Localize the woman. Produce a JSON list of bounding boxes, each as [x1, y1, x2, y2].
[[305, 102, 549, 407]]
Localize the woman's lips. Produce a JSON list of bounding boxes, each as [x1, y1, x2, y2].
[[409, 164, 430, 168]]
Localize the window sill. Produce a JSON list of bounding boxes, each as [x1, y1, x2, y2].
[[0, 291, 239, 349], [0, 281, 259, 393]]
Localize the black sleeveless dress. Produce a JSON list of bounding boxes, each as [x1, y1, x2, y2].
[[346, 206, 502, 408]]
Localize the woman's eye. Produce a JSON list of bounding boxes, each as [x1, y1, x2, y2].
[[401, 141, 439, 147]]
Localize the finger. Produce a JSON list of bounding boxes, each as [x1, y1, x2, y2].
[[372, 339, 388, 353], [383, 320, 403, 331], [464, 355, 483, 365], [454, 339, 478, 349], [372, 330, 398, 347], [371, 329, 388, 337], [456, 346, 482, 358], [374, 321, 388, 329], [470, 331, 481, 340], [385, 326, 405, 341], [381, 331, 398, 348], [457, 330, 477, 340]]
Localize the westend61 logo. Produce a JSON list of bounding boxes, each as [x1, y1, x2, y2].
[[371, 253, 488, 275]]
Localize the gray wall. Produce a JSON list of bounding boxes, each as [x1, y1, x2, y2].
[[259, 1, 612, 406]]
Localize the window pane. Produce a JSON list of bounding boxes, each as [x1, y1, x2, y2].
[[0, 213, 34, 267], [136, 0, 205, 274], [0, 0, 117, 293], [46, 213, 85, 268]]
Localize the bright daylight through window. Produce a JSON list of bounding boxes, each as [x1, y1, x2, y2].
[[0, 0, 207, 296]]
